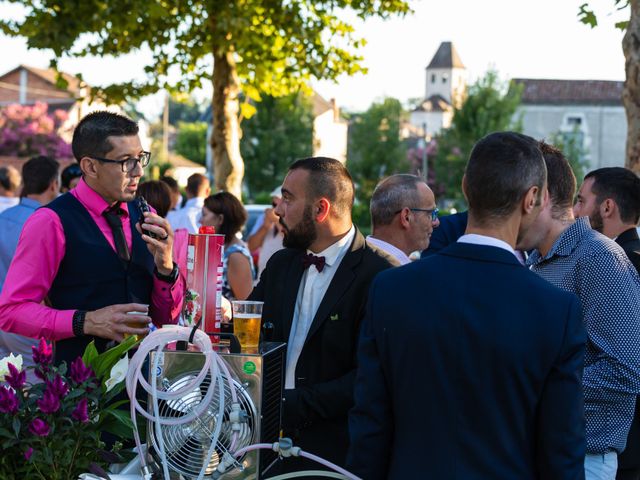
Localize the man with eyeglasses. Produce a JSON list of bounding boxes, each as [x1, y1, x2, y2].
[[368, 174, 440, 265], [0, 111, 184, 365], [348, 132, 587, 479]]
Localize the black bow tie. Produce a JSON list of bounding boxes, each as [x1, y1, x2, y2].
[[302, 253, 326, 272]]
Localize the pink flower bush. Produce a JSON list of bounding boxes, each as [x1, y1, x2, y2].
[[69, 357, 93, 384], [0, 385, 19, 414], [0, 102, 72, 158], [28, 418, 50, 437]]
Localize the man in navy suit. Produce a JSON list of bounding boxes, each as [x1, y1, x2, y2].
[[347, 131, 587, 480]]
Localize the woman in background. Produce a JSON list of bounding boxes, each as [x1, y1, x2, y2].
[[201, 192, 254, 300]]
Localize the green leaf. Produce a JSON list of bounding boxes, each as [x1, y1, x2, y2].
[[11, 418, 20, 438], [89, 336, 137, 380], [615, 20, 629, 30], [82, 341, 99, 367], [100, 409, 134, 439], [578, 3, 598, 28], [239, 102, 258, 120]]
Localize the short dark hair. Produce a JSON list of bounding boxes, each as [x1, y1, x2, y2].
[[288, 157, 354, 218], [203, 192, 248, 244], [21, 156, 59, 196], [585, 167, 640, 224], [465, 132, 546, 224], [71, 111, 138, 162], [61, 163, 83, 190], [186, 173, 209, 197], [0, 166, 21, 193], [370, 174, 423, 227], [160, 175, 180, 194], [538, 141, 576, 220], [136, 180, 172, 218]]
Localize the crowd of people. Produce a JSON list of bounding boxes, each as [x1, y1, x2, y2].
[[0, 111, 639, 480]]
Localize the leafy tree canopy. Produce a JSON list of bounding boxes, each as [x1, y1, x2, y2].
[[433, 70, 523, 204]]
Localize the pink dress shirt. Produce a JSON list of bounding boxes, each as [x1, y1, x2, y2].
[[0, 178, 184, 341]]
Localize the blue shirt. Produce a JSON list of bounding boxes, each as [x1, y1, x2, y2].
[[528, 216, 640, 454], [0, 197, 41, 292]]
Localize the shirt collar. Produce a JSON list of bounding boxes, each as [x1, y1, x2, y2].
[[74, 178, 129, 218], [19, 197, 42, 209], [527, 217, 588, 266], [184, 197, 205, 208], [366, 235, 411, 265], [309, 225, 355, 268], [457, 233, 518, 259]]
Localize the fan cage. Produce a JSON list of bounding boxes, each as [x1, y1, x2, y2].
[[148, 370, 258, 479]]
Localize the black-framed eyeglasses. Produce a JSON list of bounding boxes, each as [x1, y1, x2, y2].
[[91, 151, 151, 173], [394, 207, 439, 222]]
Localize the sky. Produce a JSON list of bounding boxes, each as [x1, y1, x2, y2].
[[0, 0, 629, 118]]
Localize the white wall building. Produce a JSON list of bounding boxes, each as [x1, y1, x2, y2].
[[514, 78, 626, 170], [313, 94, 348, 163]]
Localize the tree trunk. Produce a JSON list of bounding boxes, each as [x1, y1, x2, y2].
[[623, 0, 640, 172], [211, 51, 244, 199]]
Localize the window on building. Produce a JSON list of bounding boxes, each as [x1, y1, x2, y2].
[[431, 74, 436, 83], [442, 73, 448, 84]]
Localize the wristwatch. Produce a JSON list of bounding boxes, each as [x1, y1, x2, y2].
[[154, 262, 179, 284], [73, 310, 86, 337]]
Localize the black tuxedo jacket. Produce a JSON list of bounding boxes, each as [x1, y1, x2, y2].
[[348, 242, 587, 480], [616, 228, 640, 470], [249, 229, 397, 468]]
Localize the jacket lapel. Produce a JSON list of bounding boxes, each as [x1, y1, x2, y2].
[[281, 250, 305, 340], [303, 230, 364, 344]]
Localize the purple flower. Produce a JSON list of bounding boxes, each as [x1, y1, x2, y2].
[[69, 357, 93, 384], [45, 374, 68, 398], [32, 339, 52, 366], [24, 447, 33, 461], [0, 385, 18, 414], [36, 388, 60, 414], [5, 362, 26, 390], [29, 418, 50, 437], [71, 398, 89, 423]]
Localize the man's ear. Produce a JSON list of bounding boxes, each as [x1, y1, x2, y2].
[[80, 158, 97, 179], [399, 207, 411, 229], [315, 198, 331, 223], [523, 185, 541, 214], [600, 198, 616, 219]]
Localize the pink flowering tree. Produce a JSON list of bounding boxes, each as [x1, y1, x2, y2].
[[0, 102, 72, 159], [0, 338, 138, 479]]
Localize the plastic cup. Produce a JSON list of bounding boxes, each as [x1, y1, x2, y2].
[[232, 301, 263, 349]]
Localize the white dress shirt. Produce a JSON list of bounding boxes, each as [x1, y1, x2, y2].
[[167, 197, 204, 234], [457, 233, 519, 259], [285, 225, 356, 389], [365, 235, 411, 265]]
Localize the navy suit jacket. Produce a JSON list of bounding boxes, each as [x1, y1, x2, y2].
[[348, 242, 587, 480]]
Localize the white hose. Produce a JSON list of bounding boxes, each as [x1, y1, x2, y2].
[[125, 327, 238, 480]]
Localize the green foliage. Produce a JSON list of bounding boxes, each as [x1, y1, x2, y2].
[[578, 1, 629, 30], [549, 127, 590, 182], [169, 96, 205, 126], [0, 1, 410, 103], [433, 70, 523, 203], [175, 122, 208, 166], [348, 97, 409, 231], [241, 93, 314, 198]]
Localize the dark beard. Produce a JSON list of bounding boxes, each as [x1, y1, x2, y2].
[[589, 209, 604, 233], [281, 204, 317, 250]]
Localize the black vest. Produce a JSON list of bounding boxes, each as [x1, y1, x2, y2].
[[46, 193, 154, 365]]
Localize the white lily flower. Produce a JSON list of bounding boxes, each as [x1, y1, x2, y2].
[[105, 355, 129, 392], [0, 353, 23, 381]]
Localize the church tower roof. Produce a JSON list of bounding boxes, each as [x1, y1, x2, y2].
[[427, 41, 465, 69]]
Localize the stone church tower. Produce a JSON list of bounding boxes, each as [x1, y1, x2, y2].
[[410, 41, 467, 138]]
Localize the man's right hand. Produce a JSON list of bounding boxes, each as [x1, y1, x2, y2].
[[84, 303, 151, 342], [264, 207, 278, 228]]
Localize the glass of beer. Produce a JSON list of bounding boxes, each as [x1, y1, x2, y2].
[[124, 305, 149, 340], [232, 301, 264, 350]]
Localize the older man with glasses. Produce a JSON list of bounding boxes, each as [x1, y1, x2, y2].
[[367, 174, 440, 265], [0, 111, 184, 365]]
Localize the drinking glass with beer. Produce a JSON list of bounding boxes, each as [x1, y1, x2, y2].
[[231, 301, 263, 350]]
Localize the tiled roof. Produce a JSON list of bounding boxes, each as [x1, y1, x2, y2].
[[513, 78, 624, 105], [427, 42, 465, 69], [413, 94, 451, 113]]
